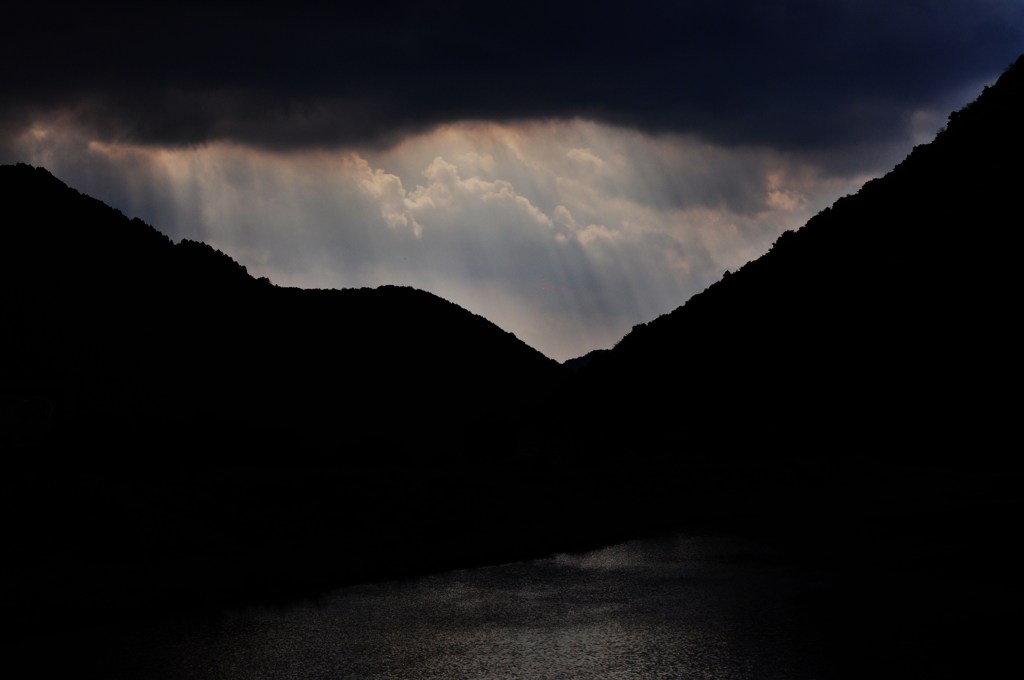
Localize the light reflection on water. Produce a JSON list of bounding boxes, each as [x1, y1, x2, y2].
[[112, 535, 829, 679]]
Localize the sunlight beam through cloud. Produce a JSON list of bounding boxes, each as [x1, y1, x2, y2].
[[12, 118, 875, 361]]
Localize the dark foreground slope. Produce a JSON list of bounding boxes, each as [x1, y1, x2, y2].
[[554, 53, 1024, 593], [542, 60, 1024, 678], [1, 166, 592, 627]]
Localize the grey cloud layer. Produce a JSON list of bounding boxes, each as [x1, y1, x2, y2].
[[2, 1, 1020, 156]]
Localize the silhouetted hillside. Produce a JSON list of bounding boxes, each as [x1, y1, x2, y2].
[[573, 55, 1024, 458], [561, 347, 611, 373], [1, 164, 585, 628], [0, 163, 562, 455]]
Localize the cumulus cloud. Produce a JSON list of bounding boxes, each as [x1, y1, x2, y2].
[[346, 156, 422, 237]]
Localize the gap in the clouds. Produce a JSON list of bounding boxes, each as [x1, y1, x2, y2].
[[13, 119, 880, 362]]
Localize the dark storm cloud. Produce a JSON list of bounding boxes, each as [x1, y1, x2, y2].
[[2, 0, 1021, 153]]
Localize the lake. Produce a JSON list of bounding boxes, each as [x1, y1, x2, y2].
[[10, 530, 1014, 679]]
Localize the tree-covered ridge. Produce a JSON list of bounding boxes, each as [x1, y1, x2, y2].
[[0, 162, 561, 454], [1, 162, 581, 631], [575, 54, 1023, 454]]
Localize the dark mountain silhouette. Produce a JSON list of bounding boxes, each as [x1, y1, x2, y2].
[[3, 56, 1024, 672], [543, 61, 1024, 677], [570, 54, 1023, 460], [0, 163, 561, 455], [561, 347, 610, 373], [1, 163, 586, 629]]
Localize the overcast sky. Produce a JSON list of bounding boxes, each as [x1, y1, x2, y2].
[[2, 1, 1021, 360]]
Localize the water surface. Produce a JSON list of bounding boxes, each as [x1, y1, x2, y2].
[[16, 531, 1008, 679]]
